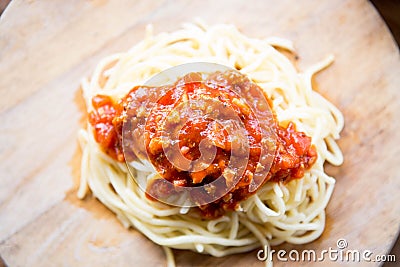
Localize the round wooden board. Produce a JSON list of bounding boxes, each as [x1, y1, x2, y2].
[[0, 0, 399, 266]]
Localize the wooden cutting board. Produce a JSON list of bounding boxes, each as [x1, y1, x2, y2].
[[1, 0, 399, 266]]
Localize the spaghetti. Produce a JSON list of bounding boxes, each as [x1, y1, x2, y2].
[[77, 22, 344, 266]]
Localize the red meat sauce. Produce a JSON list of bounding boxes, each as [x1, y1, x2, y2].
[[88, 70, 317, 218]]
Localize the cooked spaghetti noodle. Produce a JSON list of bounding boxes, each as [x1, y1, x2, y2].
[[77, 22, 344, 267]]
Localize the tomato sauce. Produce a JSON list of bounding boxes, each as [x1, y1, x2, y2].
[[89, 70, 317, 218]]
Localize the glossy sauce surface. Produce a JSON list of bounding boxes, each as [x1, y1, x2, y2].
[[89, 70, 317, 218]]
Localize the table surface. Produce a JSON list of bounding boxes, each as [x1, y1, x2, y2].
[[0, 0, 399, 266]]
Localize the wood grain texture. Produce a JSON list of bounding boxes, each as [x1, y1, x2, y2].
[[0, 0, 399, 266]]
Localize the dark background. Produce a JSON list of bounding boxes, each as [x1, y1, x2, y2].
[[0, 0, 398, 266]]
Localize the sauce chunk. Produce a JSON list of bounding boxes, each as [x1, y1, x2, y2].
[[89, 70, 317, 218]]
